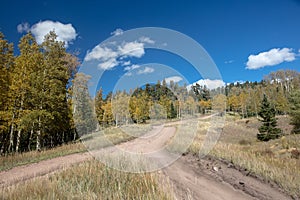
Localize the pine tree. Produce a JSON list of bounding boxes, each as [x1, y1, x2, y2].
[[169, 102, 177, 119], [257, 94, 282, 141], [288, 90, 300, 134], [95, 88, 105, 128], [72, 73, 97, 135]]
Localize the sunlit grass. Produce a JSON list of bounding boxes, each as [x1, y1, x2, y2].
[[1, 159, 172, 200], [188, 116, 300, 199]]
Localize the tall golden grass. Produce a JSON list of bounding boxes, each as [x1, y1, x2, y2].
[[1, 160, 172, 200], [188, 116, 300, 199]]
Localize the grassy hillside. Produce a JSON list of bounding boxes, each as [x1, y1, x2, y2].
[[189, 115, 300, 199]]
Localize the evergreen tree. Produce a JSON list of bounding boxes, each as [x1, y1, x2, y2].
[[288, 90, 300, 134], [192, 83, 210, 101], [95, 88, 105, 128], [257, 94, 282, 141], [72, 73, 97, 136], [169, 102, 177, 119]]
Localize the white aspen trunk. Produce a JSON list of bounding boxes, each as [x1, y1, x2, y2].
[[73, 129, 77, 141], [28, 126, 34, 151], [15, 129, 21, 153], [36, 115, 41, 151], [16, 98, 24, 153], [8, 112, 15, 152], [115, 114, 118, 127]]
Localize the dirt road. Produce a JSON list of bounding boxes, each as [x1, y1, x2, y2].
[[0, 119, 292, 200]]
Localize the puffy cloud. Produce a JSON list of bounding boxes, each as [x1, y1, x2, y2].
[[98, 58, 119, 70], [84, 46, 118, 62], [246, 48, 296, 70], [111, 28, 124, 36], [139, 36, 155, 44], [188, 79, 225, 90], [122, 60, 131, 66], [118, 41, 145, 58], [84, 30, 156, 70], [164, 76, 183, 84], [17, 22, 30, 33], [85, 41, 145, 70], [124, 64, 141, 71], [137, 67, 154, 74], [20, 20, 77, 48]]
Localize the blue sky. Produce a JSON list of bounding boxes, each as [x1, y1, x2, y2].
[[1, 0, 300, 95]]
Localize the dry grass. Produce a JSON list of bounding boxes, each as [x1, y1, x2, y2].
[[0, 142, 86, 172], [188, 115, 300, 199], [81, 124, 152, 151], [0, 124, 173, 200], [1, 159, 172, 200]]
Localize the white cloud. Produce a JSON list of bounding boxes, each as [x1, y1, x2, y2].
[[137, 67, 154, 75], [139, 36, 155, 44], [111, 28, 124, 36], [29, 20, 77, 48], [188, 79, 225, 90], [164, 76, 183, 84], [84, 46, 118, 62], [246, 48, 296, 70], [124, 64, 141, 71], [98, 58, 119, 70], [85, 41, 145, 70], [17, 22, 30, 33], [122, 60, 131, 66], [84, 30, 156, 70], [118, 41, 145, 58]]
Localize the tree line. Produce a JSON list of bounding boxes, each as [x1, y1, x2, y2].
[[92, 69, 300, 135]]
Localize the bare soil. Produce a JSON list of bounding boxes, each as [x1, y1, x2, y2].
[[165, 154, 291, 200], [0, 118, 293, 199]]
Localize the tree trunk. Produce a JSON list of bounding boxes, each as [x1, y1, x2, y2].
[[73, 129, 77, 141], [16, 97, 25, 153], [62, 131, 65, 144], [28, 126, 33, 151], [15, 129, 21, 152], [36, 115, 41, 151], [8, 113, 15, 152], [115, 114, 118, 127]]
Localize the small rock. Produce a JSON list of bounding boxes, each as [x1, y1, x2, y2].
[[213, 166, 219, 172]]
